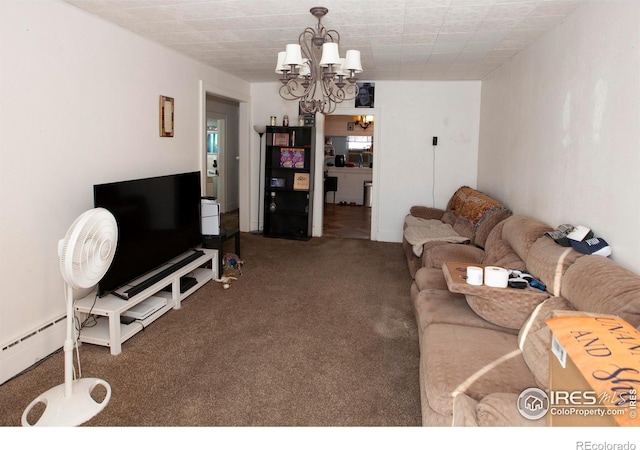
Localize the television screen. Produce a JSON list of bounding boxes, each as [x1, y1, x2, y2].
[[94, 171, 202, 297]]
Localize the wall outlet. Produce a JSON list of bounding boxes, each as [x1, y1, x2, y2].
[[432, 136, 438, 146]]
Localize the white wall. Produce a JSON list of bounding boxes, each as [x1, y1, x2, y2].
[[0, 0, 249, 378], [372, 81, 481, 242], [251, 81, 481, 242], [477, 1, 640, 272]]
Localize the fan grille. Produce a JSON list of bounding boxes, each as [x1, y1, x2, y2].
[[59, 208, 118, 289]]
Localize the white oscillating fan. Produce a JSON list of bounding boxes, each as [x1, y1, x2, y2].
[[22, 207, 118, 426]]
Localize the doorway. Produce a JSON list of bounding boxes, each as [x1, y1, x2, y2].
[[322, 114, 373, 240], [205, 95, 240, 229]]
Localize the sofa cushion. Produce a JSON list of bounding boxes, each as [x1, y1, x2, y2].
[[446, 186, 511, 248], [561, 255, 640, 328], [409, 206, 445, 221], [441, 210, 457, 227], [524, 237, 583, 296], [518, 297, 575, 389], [452, 392, 480, 426], [501, 215, 553, 262], [414, 267, 449, 292], [447, 186, 502, 225], [422, 324, 537, 417], [413, 289, 517, 337], [404, 218, 470, 257], [481, 219, 527, 270]]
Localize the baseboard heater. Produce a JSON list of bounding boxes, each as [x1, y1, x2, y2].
[[1, 315, 66, 385]]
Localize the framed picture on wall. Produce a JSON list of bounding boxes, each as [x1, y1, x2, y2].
[[159, 95, 174, 137], [355, 82, 374, 108]]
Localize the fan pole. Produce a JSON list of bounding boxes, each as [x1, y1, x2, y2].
[[63, 284, 75, 398]]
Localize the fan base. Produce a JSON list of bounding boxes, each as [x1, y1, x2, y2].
[[22, 378, 111, 427]]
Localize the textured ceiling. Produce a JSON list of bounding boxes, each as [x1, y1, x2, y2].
[[63, 0, 590, 82]]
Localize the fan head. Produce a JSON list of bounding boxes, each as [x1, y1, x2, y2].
[[58, 208, 118, 290]]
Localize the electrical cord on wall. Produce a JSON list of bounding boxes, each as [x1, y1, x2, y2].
[[432, 139, 438, 207]]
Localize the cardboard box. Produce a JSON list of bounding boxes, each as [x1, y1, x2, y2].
[[546, 315, 640, 427]]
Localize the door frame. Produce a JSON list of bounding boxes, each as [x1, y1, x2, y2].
[[199, 81, 250, 231], [319, 106, 381, 241]]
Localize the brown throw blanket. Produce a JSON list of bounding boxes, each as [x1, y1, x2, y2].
[[404, 217, 470, 257]]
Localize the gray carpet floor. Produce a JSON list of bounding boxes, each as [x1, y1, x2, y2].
[[0, 233, 421, 427]]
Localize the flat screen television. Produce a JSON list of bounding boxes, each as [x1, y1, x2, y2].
[[94, 171, 202, 297]]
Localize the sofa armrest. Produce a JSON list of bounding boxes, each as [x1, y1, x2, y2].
[[409, 205, 445, 220]]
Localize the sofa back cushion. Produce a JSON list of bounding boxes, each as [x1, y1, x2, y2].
[[444, 186, 512, 248], [525, 236, 584, 296], [501, 215, 553, 262], [482, 219, 525, 270], [481, 215, 552, 270], [561, 255, 640, 328]]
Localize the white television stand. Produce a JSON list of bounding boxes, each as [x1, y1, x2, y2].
[[74, 248, 217, 355]]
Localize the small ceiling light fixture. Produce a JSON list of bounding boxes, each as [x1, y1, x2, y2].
[[276, 7, 363, 115], [355, 115, 373, 130]]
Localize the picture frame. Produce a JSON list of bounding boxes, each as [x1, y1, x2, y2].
[[280, 148, 305, 168], [355, 82, 375, 108], [159, 95, 174, 137], [293, 173, 310, 191], [273, 133, 289, 146], [270, 177, 285, 188]]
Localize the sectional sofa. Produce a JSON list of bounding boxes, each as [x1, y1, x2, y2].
[[407, 213, 640, 426]]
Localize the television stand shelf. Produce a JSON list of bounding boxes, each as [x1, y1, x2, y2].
[[74, 248, 217, 355]]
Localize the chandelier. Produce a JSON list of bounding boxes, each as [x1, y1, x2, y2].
[[275, 7, 363, 115], [355, 115, 374, 130]]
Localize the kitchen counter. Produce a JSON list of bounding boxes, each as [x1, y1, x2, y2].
[[326, 166, 372, 174], [326, 167, 372, 205]]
